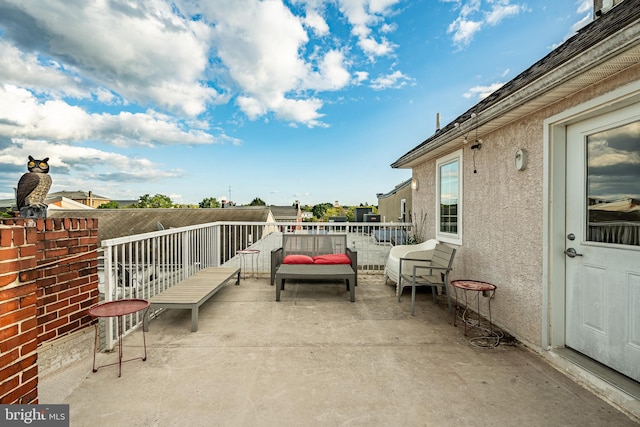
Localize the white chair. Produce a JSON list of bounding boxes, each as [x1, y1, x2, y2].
[[384, 239, 438, 295]]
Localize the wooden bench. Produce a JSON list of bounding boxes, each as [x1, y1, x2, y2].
[[143, 267, 240, 332]]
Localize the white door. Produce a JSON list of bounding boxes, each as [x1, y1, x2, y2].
[[565, 104, 640, 382]]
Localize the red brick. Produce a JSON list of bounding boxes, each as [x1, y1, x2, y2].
[[0, 260, 20, 275], [0, 376, 20, 399], [0, 246, 19, 261], [18, 244, 37, 257], [59, 303, 80, 317], [0, 273, 18, 288], [60, 320, 80, 335], [39, 330, 55, 343], [20, 317, 37, 333], [25, 227, 37, 244], [0, 284, 36, 299], [35, 276, 55, 288], [0, 299, 19, 315], [57, 272, 78, 283], [22, 365, 38, 382], [45, 300, 67, 313], [12, 230, 24, 246], [0, 306, 36, 326], [44, 248, 69, 258], [0, 228, 13, 246], [18, 258, 37, 271], [0, 324, 18, 341], [20, 338, 38, 356], [0, 348, 19, 370], [58, 287, 80, 300], [19, 269, 40, 282], [37, 312, 56, 325], [1, 378, 38, 404], [80, 299, 95, 309], [19, 293, 37, 308], [39, 294, 57, 306], [44, 317, 66, 332]]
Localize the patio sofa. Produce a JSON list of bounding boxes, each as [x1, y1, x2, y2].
[[271, 234, 358, 301]]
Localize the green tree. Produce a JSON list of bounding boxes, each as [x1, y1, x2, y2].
[[249, 197, 266, 206], [130, 194, 174, 208], [323, 206, 346, 221], [97, 201, 119, 209], [312, 203, 332, 219], [199, 197, 221, 208]]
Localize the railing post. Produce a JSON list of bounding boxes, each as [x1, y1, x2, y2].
[[102, 243, 116, 350], [182, 230, 190, 280]]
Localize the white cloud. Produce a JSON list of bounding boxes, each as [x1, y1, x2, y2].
[[445, 0, 524, 48], [303, 9, 330, 36], [463, 82, 505, 99], [0, 0, 217, 116], [354, 71, 369, 83], [576, 0, 591, 14], [0, 84, 219, 146], [0, 0, 408, 132], [0, 138, 183, 184], [0, 40, 87, 98], [370, 70, 414, 90], [337, 0, 401, 58]]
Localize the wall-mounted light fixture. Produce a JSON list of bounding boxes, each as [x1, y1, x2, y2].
[[411, 178, 419, 191], [515, 148, 528, 171]]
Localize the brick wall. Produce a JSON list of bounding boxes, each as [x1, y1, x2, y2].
[[0, 217, 99, 404]]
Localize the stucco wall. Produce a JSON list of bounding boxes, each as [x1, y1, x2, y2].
[[377, 182, 412, 223], [411, 63, 640, 346]]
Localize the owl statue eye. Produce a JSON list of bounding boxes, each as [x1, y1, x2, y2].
[[39, 162, 47, 168], [28, 161, 36, 167]]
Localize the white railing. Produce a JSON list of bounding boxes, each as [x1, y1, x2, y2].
[[98, 221, 412, 349]]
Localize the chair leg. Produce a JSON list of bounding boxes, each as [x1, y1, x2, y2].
[[443, 283, 452, 313], [410, 285, 416, 316]]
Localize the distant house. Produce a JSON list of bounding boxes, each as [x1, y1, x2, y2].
[[269, 204, 302, 232], [392, 0, 639, 411], [47, 196, 94, 210], [49, 207, 274, 243], [377, 178, 412, 223], [47, 190, 111, 208]]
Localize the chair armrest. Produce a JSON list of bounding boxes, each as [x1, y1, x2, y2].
[[270, 247, 283, 286], [346, 247, 358, 271], [412, 265, 452, 275]]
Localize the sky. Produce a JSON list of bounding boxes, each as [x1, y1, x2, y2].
[[0, 0, 593, 207]]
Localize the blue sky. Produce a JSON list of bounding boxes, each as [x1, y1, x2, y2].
[[0, 0, 592, 207]]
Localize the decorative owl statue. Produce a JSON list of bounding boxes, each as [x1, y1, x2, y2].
[[16, 155, 52, 218]]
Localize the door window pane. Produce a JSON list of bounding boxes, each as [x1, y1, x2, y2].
[[587, 120, 640, 246]]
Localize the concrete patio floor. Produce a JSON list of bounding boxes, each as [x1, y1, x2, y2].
[[40, 275, 638, 426]]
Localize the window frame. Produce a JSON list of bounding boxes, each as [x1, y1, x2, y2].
[[436, 149, 463, 245]]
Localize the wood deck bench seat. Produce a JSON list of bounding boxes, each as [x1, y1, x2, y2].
[[143, 267, 240, 332]]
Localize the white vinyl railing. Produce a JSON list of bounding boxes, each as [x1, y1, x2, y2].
[[98, 221, 412, 349]]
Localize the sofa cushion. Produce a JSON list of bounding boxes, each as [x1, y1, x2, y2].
[[283, 254, 315, 264], [312, 253, 352, 265]]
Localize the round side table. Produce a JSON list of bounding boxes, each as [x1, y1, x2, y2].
[[88, 299, 150, 377], [451, 280, 497, 342], [237, 249, 260, 279]]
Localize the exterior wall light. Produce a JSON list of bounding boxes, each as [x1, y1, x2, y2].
[[411, 178, 419, 191]]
